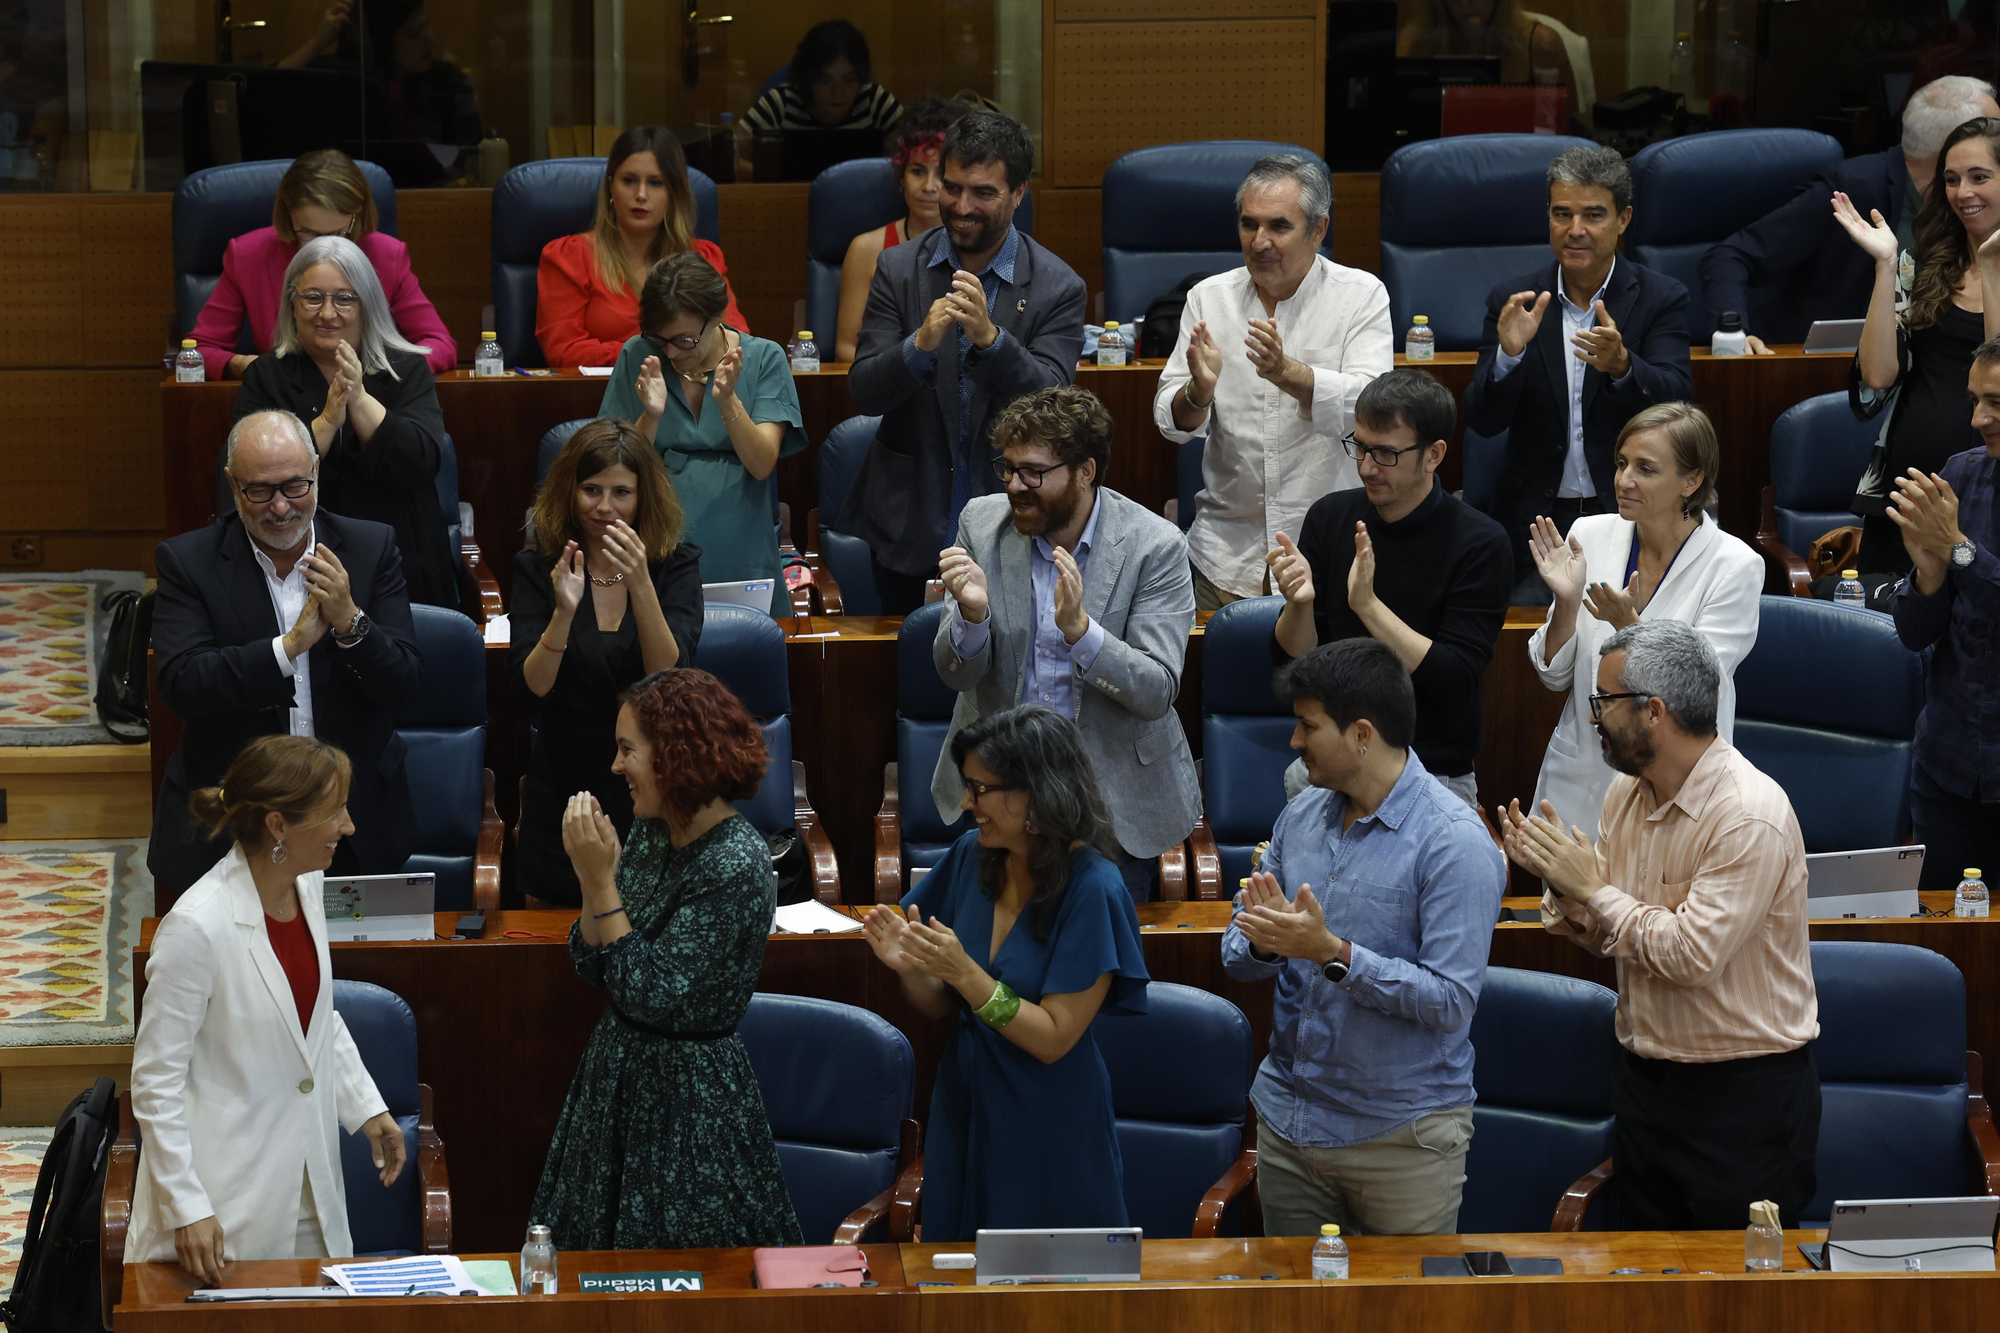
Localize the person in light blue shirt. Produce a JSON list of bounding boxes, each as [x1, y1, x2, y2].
[[1222, 637, 1506, 1236]]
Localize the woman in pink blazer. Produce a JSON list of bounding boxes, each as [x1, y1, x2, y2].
[[189, 149, 458, 380]]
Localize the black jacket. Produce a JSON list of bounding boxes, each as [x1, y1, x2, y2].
[[147, 510, 422, 893], [1464, 258, 1693, 560]]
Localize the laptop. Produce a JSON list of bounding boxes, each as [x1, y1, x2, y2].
[[1801, 1196, 2000, 1272], [974, 1228, 1143, 1285], [1805, 845, 1924, 919], [321, 874, 436, 943], [702, 578, 777, 612], [1802, 318, 1866, 354]]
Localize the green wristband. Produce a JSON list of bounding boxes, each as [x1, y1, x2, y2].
[[974, 980, 1021, 1029]]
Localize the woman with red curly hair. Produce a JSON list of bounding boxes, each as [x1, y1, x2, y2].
[[529, 668, 801, 1248]]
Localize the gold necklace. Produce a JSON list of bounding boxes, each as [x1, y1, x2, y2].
[[588, 570, 625, 587]]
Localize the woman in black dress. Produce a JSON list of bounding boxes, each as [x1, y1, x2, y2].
[[231, 234, 459, 610], [511, 419, 704, 905]]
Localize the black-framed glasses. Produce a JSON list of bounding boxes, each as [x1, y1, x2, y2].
[[229, 474, 317, 505], [293, 216, 356, 243], [992, 459, 1070, 489], [962, 776, 1020, 801], [644, 320, 716, 355], [294, 290, 359, 313], [1588, 691, 1650, 722], [1342, 433, 1429, 468]]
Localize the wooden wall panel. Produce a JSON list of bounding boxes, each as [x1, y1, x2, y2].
[[1058, 0, 1321, 17], [1030, 186, 1103, 310], [397, 190, 493, 367], [80, 195, 175, 369], [1332, 171, 1381, 275], [0, 371, 162, 534], [718, 183, 813, 342], [0, 200, 84, 368]]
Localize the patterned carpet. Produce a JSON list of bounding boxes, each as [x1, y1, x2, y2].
[[0, 1128, 51, 1295], [0, 840, 151, 1045], [0, 571, 146, 746]]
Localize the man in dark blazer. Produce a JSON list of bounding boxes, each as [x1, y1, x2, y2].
[[149, 410, 421, 901], [842, 109, 1086, 614], [1700, 76, 1998, 349], [1465, 144, 1692, 595]]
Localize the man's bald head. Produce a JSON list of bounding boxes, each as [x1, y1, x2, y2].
[[225, 411, 318, 555], [225, 410, 315, 473]]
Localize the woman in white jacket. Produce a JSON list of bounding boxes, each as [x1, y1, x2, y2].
[[1524, 402, 1763, 834], [128, 735, 406, 1283]]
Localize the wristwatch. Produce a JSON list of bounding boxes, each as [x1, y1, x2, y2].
[[333, 609, 371, 648], [1951, 539, 1977, 570], [1320, 955, 1351, 986]]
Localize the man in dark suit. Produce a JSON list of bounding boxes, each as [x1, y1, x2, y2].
[[1699, 75, 1998, 350], [149, 410, 421, 901], [1464, 144, 1692, 597], [842, 108, 1087, 614]]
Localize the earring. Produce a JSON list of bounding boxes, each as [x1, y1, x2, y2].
[[1682, 494, 1695, 520], [1359, 746, 1368, 758], [270, 840, 288, 866], [1024, 819, 1039, 834]]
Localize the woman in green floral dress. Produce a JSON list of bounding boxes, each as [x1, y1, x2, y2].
[[530, 667, 801, 1248]]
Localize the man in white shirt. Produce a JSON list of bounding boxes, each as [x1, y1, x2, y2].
[[1154, 154, 1394, 611]]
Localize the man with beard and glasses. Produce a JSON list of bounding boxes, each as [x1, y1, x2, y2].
[[843, 109, 1087, 614], [149, 410, 421, 907], [932, 385, 1198, 901], [1498, 618, 1820, 1232]]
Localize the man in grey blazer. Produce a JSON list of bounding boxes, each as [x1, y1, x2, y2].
[[843, 110, 1088, 614], [932, 386, 1201, 901]]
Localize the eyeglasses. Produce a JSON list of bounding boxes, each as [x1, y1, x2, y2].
[[644, 321, 715, 355], [293, 217, 356, 242], [1341, 433, 1430, 468], [961, 777, 1019, 801], [1587, 691, 1650, 722], [992, 459, 1070, 489], [230, 474, 317, 504], [295, 290, 359, 314]]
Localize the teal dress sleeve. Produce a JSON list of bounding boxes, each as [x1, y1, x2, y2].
[[597, 337, 647, 423], [741, 337, 808, 459], [1043, 848, 1151, 1015]]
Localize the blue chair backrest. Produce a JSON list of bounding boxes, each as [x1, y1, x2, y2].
[[806, 159, 903, 342], [173, 159, 398, 341], [534, 418, 592, 494], [1200, 597, 1293, 887], [436, 433, 461, 563], [1463, 967, 1621, 1232], [1807, 941, 1974, 1223], [1090, 982, 1254, 1239], [1380, 134, 1596, 351], [699, 604, 796, 835], [738, 992, 915, 1243], [1101, 141, 1330, 325], [1767, 392, 1878, 558], [1460, 426, 1507, 516], [331, 980, 424, 1255], [1732, 595, 1924, 852], [1175, 435, 1204, 531], [393, 605, 487, 911], [816, 414, 882, 615], [896, 601, 967, 882], [490, 158, 720, 366], [1628, 129, 1844, 343]]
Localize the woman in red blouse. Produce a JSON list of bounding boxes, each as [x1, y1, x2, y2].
[[536, 126, 748, 368]]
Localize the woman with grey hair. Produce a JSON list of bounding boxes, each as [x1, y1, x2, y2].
[[861, 704, 1149, 1240], [232, 235, 459, 609]]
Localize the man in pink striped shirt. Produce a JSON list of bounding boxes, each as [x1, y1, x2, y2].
[[1500, 618, 1820, 1229]]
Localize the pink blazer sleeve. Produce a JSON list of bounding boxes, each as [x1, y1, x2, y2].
[[188, 237, 258, 380], [361, 233, 459, 373]]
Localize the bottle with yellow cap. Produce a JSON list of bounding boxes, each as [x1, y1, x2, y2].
[[1097, 320, 1126, 367], [1311, 1223, 1349, 1279], [174, 338, 205, 383], [1405, 315, 1434, 361], [1744, 1199, 1783, 1271], [1956, 868, 1988, 919], [791, 331, 820, 374], [1834, 569, 1864, 609], [474, 331, 504, 378]]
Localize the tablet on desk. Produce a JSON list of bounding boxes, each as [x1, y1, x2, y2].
[[1802, 319, 1866, 354], [322, 873, 436, 942], [1805, 1196, 2000, 1272], [1805, 845, 1923, 919], [975, 1228, 1143, 1285], [702, 579, 777, 611]]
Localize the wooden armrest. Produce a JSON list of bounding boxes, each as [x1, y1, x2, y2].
[[1188, 818, 1223, 901], [793, 760, 842, 905], [805, 510, 846, 616], [1551, 1156, 1613, 1232], [786, 575, 815, 618], [874, 762, 903, 903], [1157, 841, 1188, 902], [1754, 485, 1814, 597], [834, 1120, 923, 1244], [101, 1092, 139, 1330], [460, 541, 505, 624], [1967, 1050, 2000, 1197], [833, 1186, 893, 1245], [473, 769, 503, 913], [1191, 1148, 1257, 1238], [417, 1082, 452, 1254]]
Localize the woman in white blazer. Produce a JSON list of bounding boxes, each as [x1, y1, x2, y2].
[[1524, 402, 1763, 834], [128, 736, 406, 1284]]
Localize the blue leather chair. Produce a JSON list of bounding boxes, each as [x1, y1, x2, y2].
[[872, 602, 969, 901], [332, 980, 452, 1255], [1090, 982, 1258, 1238], [431, 434, 501, 621], [1732, 594, 1924, 852], [173, 159, 398, 341], [489, 158, 721, 366], [1189, 596, 1292, 899], [1806, 941, 2000, 1223], [1755, 392, 1880, 595], [1464, 967, 1622, 1233], [394, 605, 503, 911], [698, 603, 841, 902], [1379, 134, 1596, 352], [1171, 434, 1204, 532], [805, 414, 882, 615], [738, 992, 921, 1243], [805, 159, 902, 345], [1628, 129, 1844, 343], [1101, 141, 1329, 325]]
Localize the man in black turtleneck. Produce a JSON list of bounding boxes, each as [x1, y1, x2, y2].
[[1267, 369, 1512, 809]]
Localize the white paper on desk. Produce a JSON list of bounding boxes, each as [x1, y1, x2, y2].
[[484, 613, 510, 646], [773, 899, 863, 933], [578, 366, 615, 377], [320, 1255, 489, 1297]]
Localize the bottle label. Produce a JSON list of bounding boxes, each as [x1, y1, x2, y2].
[[175, 365, 203, 383], [1311, 1254, 1350, 1279]]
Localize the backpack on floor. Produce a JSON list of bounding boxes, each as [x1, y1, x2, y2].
[[0, 1077, 117, 1333], [94, 590, 153, 744]]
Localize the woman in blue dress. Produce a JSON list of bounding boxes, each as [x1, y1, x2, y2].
[[863, 705, 1149, 1241]]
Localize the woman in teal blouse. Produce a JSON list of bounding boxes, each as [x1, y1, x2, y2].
[[600, 252, 806, 616]]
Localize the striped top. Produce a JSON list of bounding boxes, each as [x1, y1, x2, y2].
[[1542, 739, 1819, 1063], [742, 81, 902, 134]]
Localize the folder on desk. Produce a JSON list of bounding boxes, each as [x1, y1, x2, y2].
[[751, 1245, 870, 1288]]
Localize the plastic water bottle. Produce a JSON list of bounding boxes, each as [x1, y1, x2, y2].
[[1957, 868, 1989, 920], [174, 339, 204, 383], [520, 1223, 557, 1294], [1311, 1223, 1350, 1279], [1711, 311, 1748, 356], [791, 331, 820, 373], [1405, 315, 1434, 361], [1745, 1200, 1783, 1272], [1097, 320, 1126, 367], [1834, 569, 1865, 609], [474, 330, 504, 378]]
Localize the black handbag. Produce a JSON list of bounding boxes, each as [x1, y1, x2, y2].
[[94, 590, 154, 744], [0, 1078, 117, 1333]]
